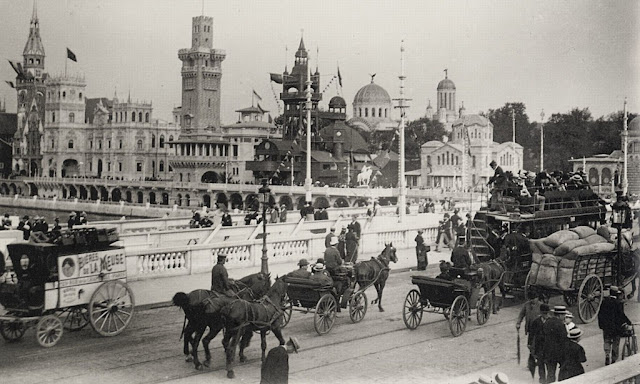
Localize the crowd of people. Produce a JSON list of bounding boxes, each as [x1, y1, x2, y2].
[[1, 211, 87, 240]]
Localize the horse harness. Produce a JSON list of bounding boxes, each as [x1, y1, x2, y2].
[[227, 294, 284, 333]]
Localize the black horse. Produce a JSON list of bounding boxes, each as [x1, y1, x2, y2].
[[172, 272, 270, 370], [354, 243, 398, 312], [221, 277, 288, 379]]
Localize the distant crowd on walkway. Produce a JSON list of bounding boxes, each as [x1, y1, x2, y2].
[[1, 211, 88, 240]]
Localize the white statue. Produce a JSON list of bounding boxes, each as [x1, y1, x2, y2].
[[357, 165, 373, 186]]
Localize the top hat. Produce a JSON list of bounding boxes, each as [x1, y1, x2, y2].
[[286, 336, 300, 353], [297, 258, 309, 267], [552, 305, 568, 315]]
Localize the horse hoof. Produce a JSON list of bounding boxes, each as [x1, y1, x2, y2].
[[203, 360, 210, 368], [195, 363, 203, 371], [379, 307, 385, 312], [185, 355, 193, 363], [227, 371, 235, 379]]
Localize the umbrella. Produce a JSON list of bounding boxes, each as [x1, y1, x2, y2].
[[517, 328, 521, 365]]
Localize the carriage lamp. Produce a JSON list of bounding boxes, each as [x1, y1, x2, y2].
[[258, 179, 271, 275], [611, 190, 632, 285]]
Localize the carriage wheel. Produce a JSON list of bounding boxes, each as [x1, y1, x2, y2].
[[0, 320, 27, 342], [314, 294, 336, 335], [448, 296, 469, 337], [280, 293, 293, 328], [89, 280, 135, 337], [402, 289, 423, 330], [563, 292, 578, 307], [58, 306, 89, 331], [578, 274, 603, 324], [36, 315, 63, 348], [349, 291, 368, 324], [476, 293, 492, 325]]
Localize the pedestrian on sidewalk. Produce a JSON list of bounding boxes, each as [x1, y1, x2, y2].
[[434, 213, 452, 252], [345, 226, 359, 264], [558, 327, 586, 381], [516, 294, 542, 373], [529, 303, 550, 384], [598, 285, 631, 365], [414, 229, 429, 271], [260, 337, 300, 384], [543, 305, 569, 383]]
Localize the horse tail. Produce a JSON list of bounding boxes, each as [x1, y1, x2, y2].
[[172, 292, 189, 309]]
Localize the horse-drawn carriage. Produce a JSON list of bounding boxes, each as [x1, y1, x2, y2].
[[402, 268, 499, 337], [281, 263, 368, 335], [0, 227, 134, 347]]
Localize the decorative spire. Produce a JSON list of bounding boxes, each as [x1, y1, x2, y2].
[[315, 46, 319, 74], [23, 0, 45, 58], [295, 32, 307, 58], [32, 0, 38, 22]]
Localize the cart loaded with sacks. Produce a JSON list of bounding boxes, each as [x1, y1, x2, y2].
[[402, 269, 497, 337], [524, 225, 636, 323], [0, 227, 134, 347]]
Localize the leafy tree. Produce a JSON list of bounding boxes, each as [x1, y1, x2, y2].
[[486, 102, 531, 144], [543, 108, 593, 171]]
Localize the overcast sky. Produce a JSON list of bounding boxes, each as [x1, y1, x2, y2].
[[0, 0, 637, 125]]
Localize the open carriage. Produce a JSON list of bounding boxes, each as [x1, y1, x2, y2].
[[0, 227, 134, 347], [402, 270, 497, 337], [280, 264, 367, 335]]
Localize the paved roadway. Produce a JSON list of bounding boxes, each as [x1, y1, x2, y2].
[[2, 268, 640, 384]]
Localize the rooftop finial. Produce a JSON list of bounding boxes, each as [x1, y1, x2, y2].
[[32, 0, 38, 22], [444, 68, 448, 79], [369, 73, 376, 83]]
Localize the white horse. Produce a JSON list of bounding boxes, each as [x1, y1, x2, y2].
[[357, 166, 373, 186]]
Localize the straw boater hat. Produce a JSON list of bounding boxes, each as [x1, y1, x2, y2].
[[477, 374, 493, 384], [552, 305, 568, 315], [313, 263, 325, 272], [568, 327, 583, 339], [297, 258, 309, 267], [494, 372, 509, 384]]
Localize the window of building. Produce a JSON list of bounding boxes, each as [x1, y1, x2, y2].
[[159, 135, 165, 148], [233, 145, 238, 157], [29, 59, 33, 64], [51, 139, 54, 149], [371, 108, 375, 117], [385, 109, 388, 118], [118, 162, 122, 172], [472, 156, 476, 168], [68, 140, 74, 149], [89, 162, 92, 171], [159, 161, 164, 172], [98, 140, 102, 149], [437, 156, 440, 165], [52, 112, 55, 122], [145, 112, 149, 123], [108, 140, 111, 149], [208, 99, 211, 108], [69, 113, 75, 123], [365, 108, 368, 117], [136, 162, 142, 172], [36, 59, 40, 65], [359, 108, 362, 117], [107, 162, 111, 172], [79, 92, 82, 100], [137, 140, 143, 150], [427, 155, 431, 167], [151, 135, 156, 148], [132, 112, 136, 122], [62, 91, 66, 99], [169, 135, 174, 141], [379, 108, 382, 117], [138, 112, 142, 122], [119, 140, 123, 149], [89, 140, 93, 149]]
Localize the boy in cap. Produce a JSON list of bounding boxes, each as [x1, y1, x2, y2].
[[598, 285, 631, 365], [288, 259, 311, 278], [543, 306, 569, 382], [559, 328, 586, 381], [260, 337, 300, 384]]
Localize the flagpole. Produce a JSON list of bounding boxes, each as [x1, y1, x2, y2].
[[65, 56, 67, 77]]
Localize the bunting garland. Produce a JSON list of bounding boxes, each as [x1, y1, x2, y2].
[[269, 81, 282, 115], [322, 75, 337, 94]]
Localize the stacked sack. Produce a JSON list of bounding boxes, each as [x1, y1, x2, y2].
[[527, 225, 632, 291]]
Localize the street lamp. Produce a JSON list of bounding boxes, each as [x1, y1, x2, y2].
[[258, 179, 271, 274], [611, 189, 631, 286]]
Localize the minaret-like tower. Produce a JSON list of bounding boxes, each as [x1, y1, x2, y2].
[[14, 0, 47, 177], [178, 14, 226, 138], [280, 36, 321, 141]]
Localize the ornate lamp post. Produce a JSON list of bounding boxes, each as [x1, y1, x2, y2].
[[540, 109, 545, 172], [259, 179, 271, 274], [611, 189, 631, 286]]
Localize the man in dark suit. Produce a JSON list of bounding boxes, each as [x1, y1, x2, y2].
[[348, 215, 361, 239], [325, 228, 336, 248], [288, 259, 311, 278], [211, 254, 233, 296], [529, 303, 550, 384], [543, 305, 569, 383], [488, 160, 507, 210], [598, 286, 631, 365], [260, 337, 299, 384]]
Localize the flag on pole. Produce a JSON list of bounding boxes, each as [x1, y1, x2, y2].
[[337, 65, 343, 87], [270, 73, 283, 84], [252, 89, 262, 102], [7, 60, 22, 76], [5, 81, 15, 88], [67, 48, 77, 62]]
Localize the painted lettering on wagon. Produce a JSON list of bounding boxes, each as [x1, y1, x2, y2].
[[77, 250, 125, 277]]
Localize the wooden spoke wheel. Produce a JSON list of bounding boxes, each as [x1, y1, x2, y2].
[[0, 319, 27, 342], [476, 293, 492, 325], [89, 280, 135, 337], [448, 296, 469, 337], [402, 289, 423, 330], [58, 306, 89, 331], [313, 294, 336, 335], [577, 274, 603, 324], [36, 315, 63, 348], [563, 292, 578, 307], [349, 291, 368, 324], [280, 294, 293, 328]]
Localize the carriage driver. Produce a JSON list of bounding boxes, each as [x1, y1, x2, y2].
[[211, 253, 234, 297], [324, 236, 345, 299]]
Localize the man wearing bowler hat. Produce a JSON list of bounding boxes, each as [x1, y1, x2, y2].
[[260, 337, 300, 384], [288, 259, 311, 278], [211, 253, 233, 296], [598, 285, 631, 365], [529, 301, 550, 383], [543, 305, 569, 382]]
